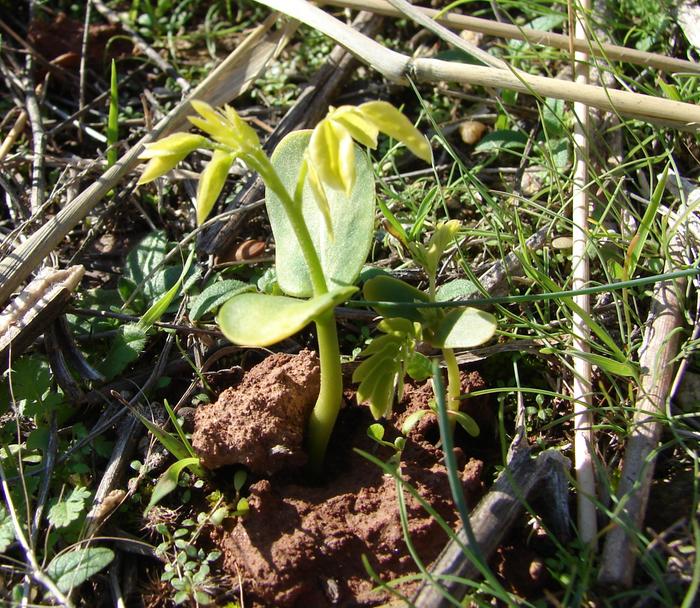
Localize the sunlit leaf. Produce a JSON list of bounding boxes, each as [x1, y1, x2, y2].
[[217, 286, 357, 347], [359, 101, 432, 162], [138, 152, 189, 184], [145, 457, 201, 514], [431, 307, 497, 348], [330, 106, 379, 148], [139, 133, 207, 159], [196, 149, 236, 224], [48, 486, 91, 529], [267, 131, 375, 297], [47, 547, 114, 594]]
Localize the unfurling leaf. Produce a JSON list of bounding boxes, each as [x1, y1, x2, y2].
[[138, 133, 207, 184], [330, 106, 379, 148], [138, 151, 190, 184], [359, 101, 432, 162], [196, 149, 236, 224], [217, 286, 357, 347]]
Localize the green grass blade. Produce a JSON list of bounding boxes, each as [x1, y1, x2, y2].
[[107, 59, 119, 167]]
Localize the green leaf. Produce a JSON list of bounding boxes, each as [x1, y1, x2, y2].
[[0, 505, 15, 552], [100, 324, 147, 380], [363, 275, 430, 321], [139, 249, 195, 331], [196, 149, 236, 225], [123, 231, 170, 303], [401, 409, 429, 435], [190, 280, 254, 321], [450, 410, 480, 437], [567, 350, 638, 378], [267, 130, 375, 298], [48, 486, 91, 529], [406, 352, 432, 381], [217, 286, 356, 347], [436, 279, 478, 301], [474, 130, 528, 154], [625, 163, 668, 279], [47, 547, 114, 593], [367, 423, 385, 442], [431, 308, 497, 348], [146, 457, 201, 514], [106, 59, 118, 167]]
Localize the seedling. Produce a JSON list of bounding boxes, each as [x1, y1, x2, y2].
[[139, 100, 431, 471], [354, 220, 497, 427]]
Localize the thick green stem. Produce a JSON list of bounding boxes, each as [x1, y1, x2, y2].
[[307, 310, 343, 473], [442, 347, 461, 430], [252, 153, 328, 295], [251, 151, 343, 468]]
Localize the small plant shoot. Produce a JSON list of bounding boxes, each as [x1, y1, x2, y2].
[[139, 100, 431, 470], [355, 220, 497, 427]]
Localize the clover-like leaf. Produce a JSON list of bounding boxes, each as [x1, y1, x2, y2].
[[430, 307, 497, 348], [217, 285, 357, 347], [359, 101, 432, 162], [196, 149, 236, 224]]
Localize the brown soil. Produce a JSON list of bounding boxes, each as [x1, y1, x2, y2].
[[193, 351, 489, 607]]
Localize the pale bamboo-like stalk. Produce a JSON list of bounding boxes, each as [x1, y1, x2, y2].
[[318, 0, 700, 75], [571, 0, 598, 547], [255, 0, 700, 131]]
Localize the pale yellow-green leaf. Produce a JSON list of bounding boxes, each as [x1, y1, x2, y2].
[[330, 106, 379, 149], [217, 286, 357, 347], [188, 116, 235, 148], [425, 220, 461, 277], [223, 104, 261, 150], [335, 121, 356, 195], [309, 119, 344, 192], [138, 133, 207, 159], [196, 150, 235, 225], [305, 157, 334, 237], [360, 101, 432, 162], [138, 152, 188, 184]]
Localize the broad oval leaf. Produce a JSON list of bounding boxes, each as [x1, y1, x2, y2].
[[363, 275, 430, 321], [267, 131, 375, 298], [217, 286, 357, 347], [189, 279, 254, 321], [47, 547, 114, 594], [431, 307, 497, 348]]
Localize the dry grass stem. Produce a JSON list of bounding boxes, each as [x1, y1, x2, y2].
[[570, 0, 598, 547], [319, 0, 700, 75]]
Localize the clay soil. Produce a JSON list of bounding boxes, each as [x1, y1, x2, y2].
[[191, 351, 488, 607]]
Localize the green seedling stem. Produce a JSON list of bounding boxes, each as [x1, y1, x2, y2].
[[251, 151, 343, 469]]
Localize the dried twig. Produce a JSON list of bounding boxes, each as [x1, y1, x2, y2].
[[253, 0, 700, 130], [318, 0, 700, 75], [0, 15, 292, 307], [412, 448, 570, 607], [570, 0, 597, 547], [598, 215, 688, 587]]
